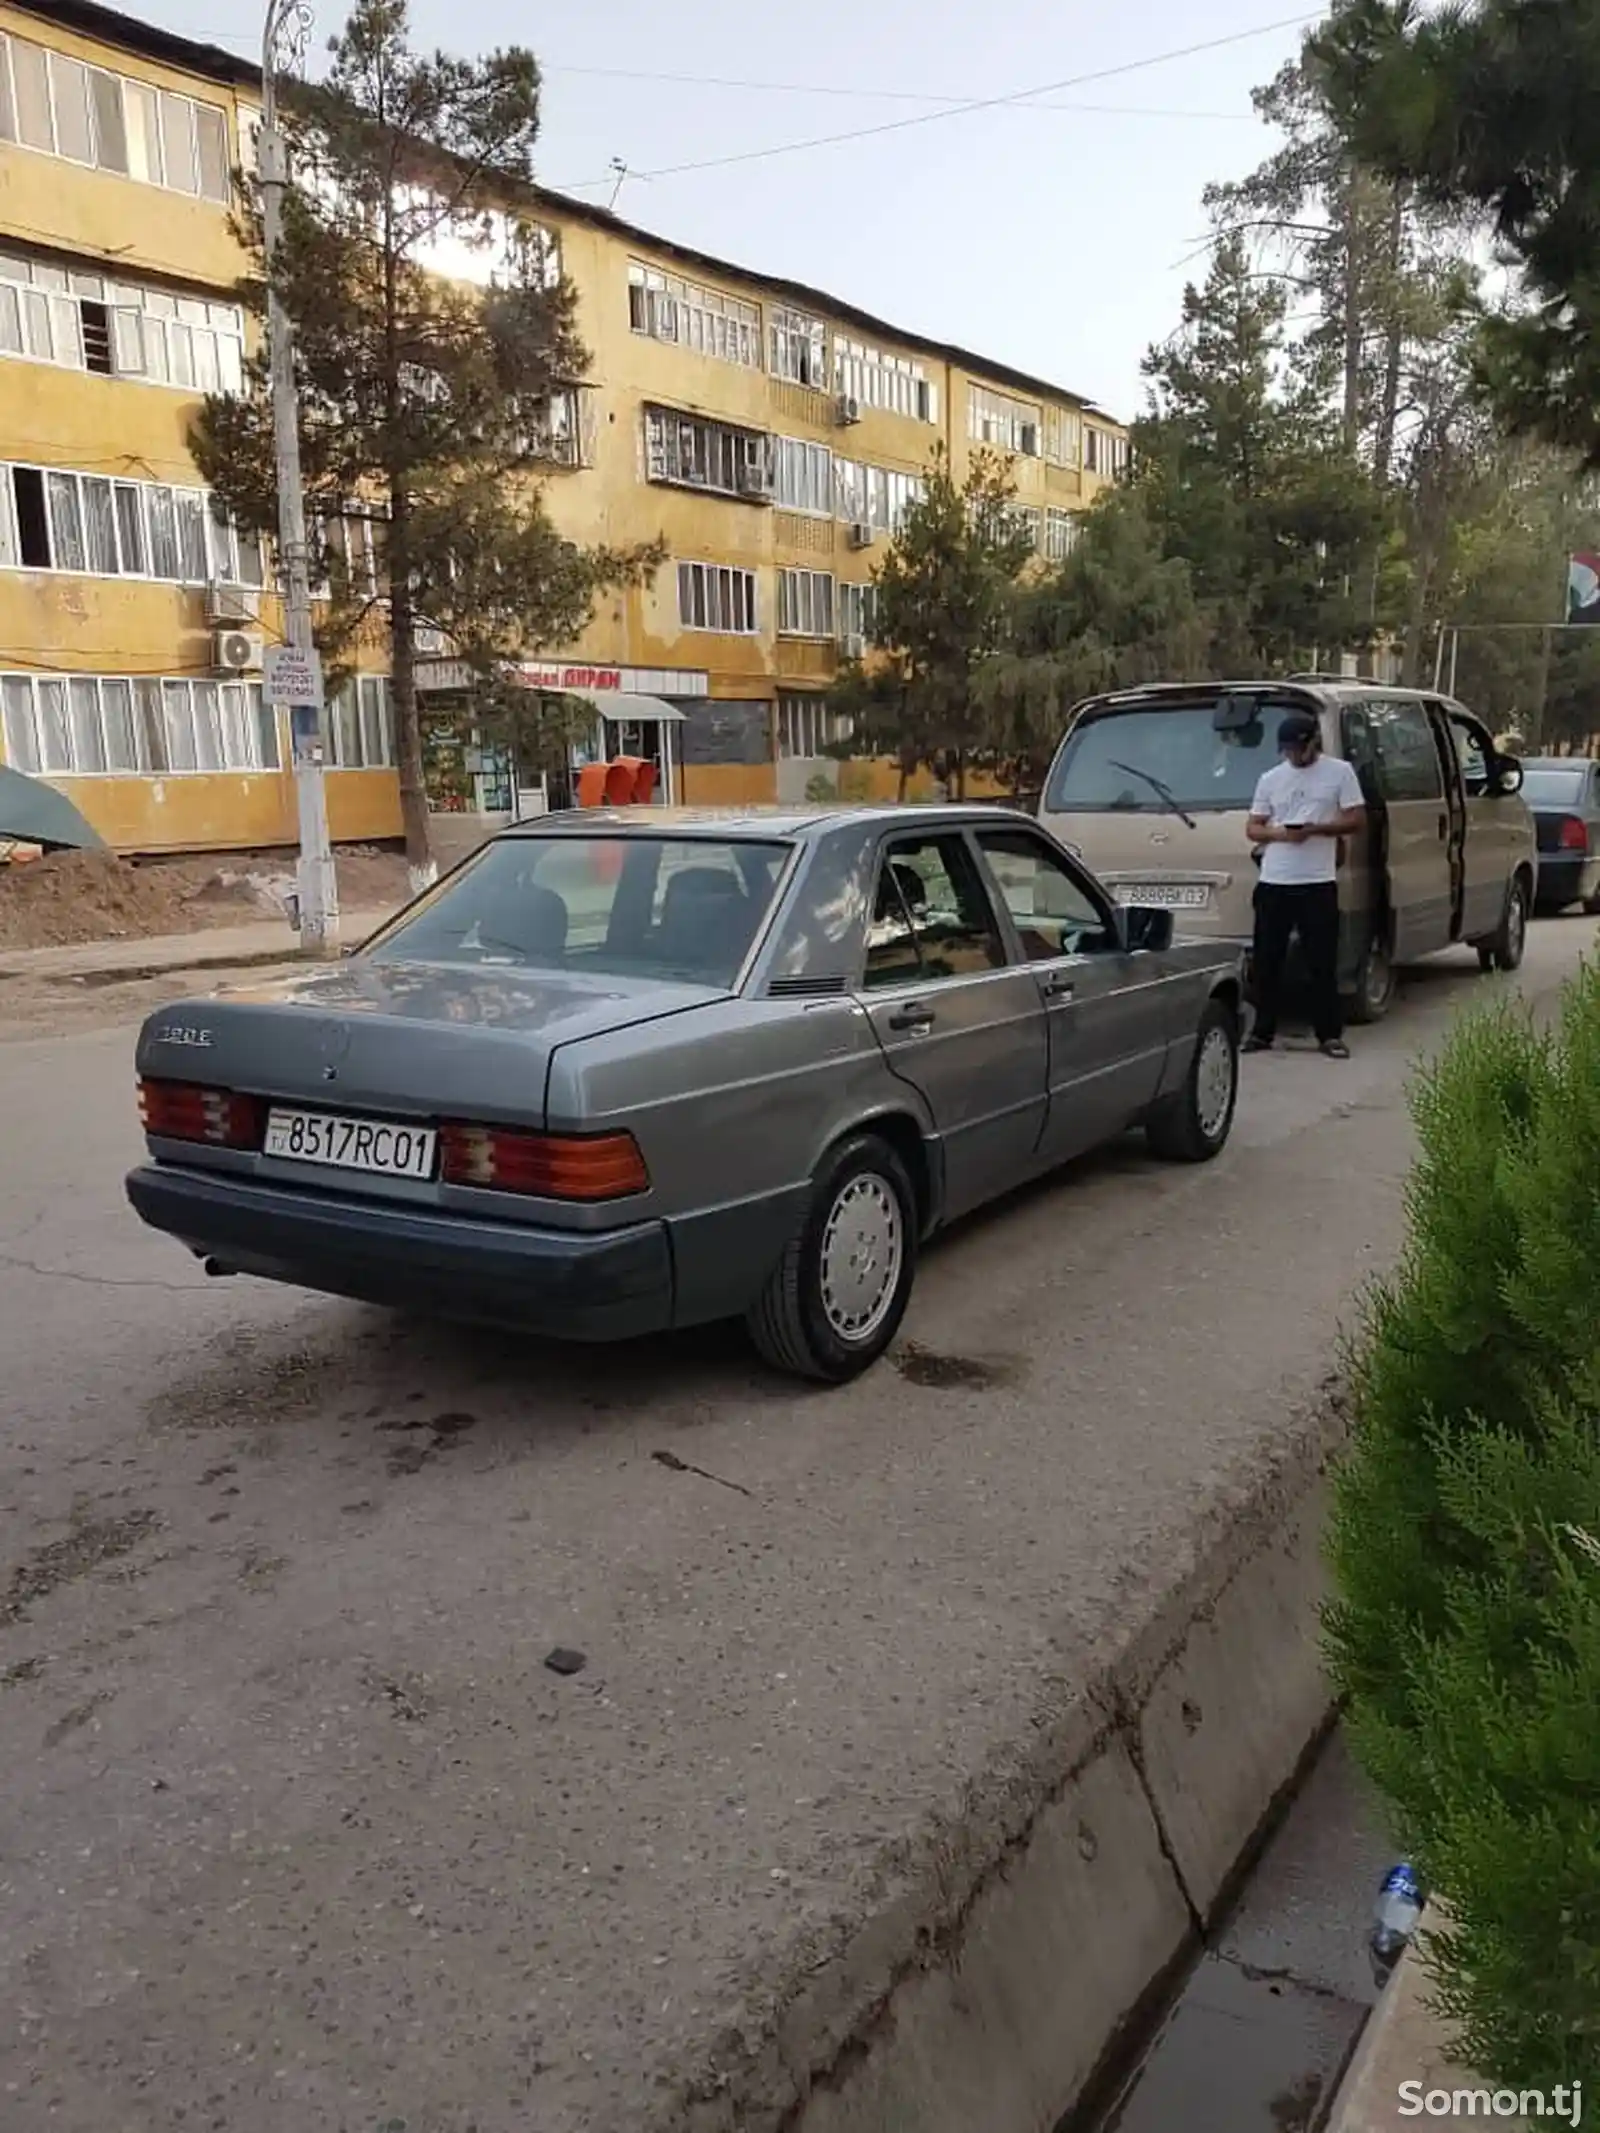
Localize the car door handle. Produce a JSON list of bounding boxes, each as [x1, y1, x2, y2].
[[1039, 970, 1075, 1001], [887, 1003, 935, 1033]]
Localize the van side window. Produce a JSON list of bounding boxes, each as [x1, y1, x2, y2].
[[1365, 698, 1443, 803], [1446, 712, 1491, 798]]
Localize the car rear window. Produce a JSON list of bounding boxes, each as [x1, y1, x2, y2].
[[1045, 700, 1314, 814], [1522, 768, 1588, 806], [369, 834, 792, 988]]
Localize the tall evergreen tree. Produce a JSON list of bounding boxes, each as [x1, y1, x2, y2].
[[194, 0, 660, 880]]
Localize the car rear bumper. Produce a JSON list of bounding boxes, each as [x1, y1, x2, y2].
[[126, 1162, 675, 1340], [1534, 853, 1600, 907]]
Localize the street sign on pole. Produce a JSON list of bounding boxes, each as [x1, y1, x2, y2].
[[263, 643, 325, 709]]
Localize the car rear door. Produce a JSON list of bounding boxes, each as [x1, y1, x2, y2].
[[1361, 694, 1454, 958], [856, 829, 1048, 1222], [971, 823, 1167, 1166]]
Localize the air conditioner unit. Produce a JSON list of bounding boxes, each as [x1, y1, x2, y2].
[[838, 630, 866, 660], [847, 522, 876, 551], [205, 584, 261, 625], [213, 628, 264, 674], [736, 462, 774, 501], [835, 393, 862, 427]]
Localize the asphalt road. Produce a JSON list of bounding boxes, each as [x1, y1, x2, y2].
[[1, 920, 1591, 2133]]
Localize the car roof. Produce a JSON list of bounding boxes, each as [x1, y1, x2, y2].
[[1081, 678, 1450, 710], [497, 802, 1036, 840]]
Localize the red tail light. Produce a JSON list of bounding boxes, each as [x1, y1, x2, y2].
[[439, 1122, 649, 1201], [138, 1078, 264, 1150], [1559, 815, 1589, 852]]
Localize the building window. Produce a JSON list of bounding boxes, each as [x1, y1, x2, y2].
[[837, 580, 878, 651], [1007, 504, 1043, 551], [777, 568, 835, 638], [0, 670, 275, 776], [1043, 405, 1082, 469], [0, 33, 231, 202], [309, 511, 382, 601], [329, 675, 395, 767], [1044, 508, 1081, 563], [676, 561, 759, 635], [834, 458, 923, 534], [773, 436, 833, 515], [526, 386, 590, 468], [1084, 426, 1130, 477], [769, 305, 828, 389], [628, 261, 760, 368], [833, 337, 936, 422], [969, 384, 1042, 456], [644, 407, 772, 498], [0, 250, 245, 393], [777, 692, 851, 760], [0, 462, 261, 586]]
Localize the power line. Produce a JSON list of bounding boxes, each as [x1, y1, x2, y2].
[[553, 12, 1318, 190], [544, 63, 1249, 122]]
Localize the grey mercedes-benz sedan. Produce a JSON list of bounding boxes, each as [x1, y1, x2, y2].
[[127, 805, 1245, 1381]]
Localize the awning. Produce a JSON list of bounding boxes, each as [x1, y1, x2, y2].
[[562, 688, 686, 722], [0, 764, 108, 852]]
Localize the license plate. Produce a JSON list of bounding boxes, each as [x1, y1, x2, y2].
[[264, 1108, 437, 1179], [1113, 882, 1211, 909]]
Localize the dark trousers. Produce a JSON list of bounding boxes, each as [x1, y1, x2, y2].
[[1252, 880, 1342, 1044]]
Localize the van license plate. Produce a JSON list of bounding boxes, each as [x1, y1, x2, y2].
[[1114, 883, 1211, 909], [264, 1109, 437, 1179]]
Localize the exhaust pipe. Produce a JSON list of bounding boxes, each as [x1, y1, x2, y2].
[[202, 1256, 238, 1278]]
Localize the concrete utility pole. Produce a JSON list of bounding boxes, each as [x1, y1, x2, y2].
[[259, 0, 338, 956]]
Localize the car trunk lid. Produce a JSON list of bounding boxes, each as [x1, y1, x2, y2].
[[134, 958, 724, 1132]]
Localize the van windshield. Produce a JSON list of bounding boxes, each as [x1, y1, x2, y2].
[[1046, 702, 1307, 814]]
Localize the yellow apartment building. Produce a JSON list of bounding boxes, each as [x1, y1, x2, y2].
[[0, 0, 1129, 852]]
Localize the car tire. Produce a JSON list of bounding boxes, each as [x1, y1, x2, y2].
[[746, 1133, 918, 1383], [1477, 875, 1530, 973], [1146, 998, 1238, 1164], [1584, 891, 1600, 917], [1343, 930, 1396, 1025]]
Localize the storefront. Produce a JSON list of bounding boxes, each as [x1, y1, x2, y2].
[[414, 658, 709, 859]]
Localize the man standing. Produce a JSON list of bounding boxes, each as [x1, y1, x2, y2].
[[1245, 712, 1366, 1059]]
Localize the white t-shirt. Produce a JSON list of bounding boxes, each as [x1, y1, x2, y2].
[[1250, 754, 1365, 885]]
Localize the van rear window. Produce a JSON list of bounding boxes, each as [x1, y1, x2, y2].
[[1045, 702, 1310, 814]]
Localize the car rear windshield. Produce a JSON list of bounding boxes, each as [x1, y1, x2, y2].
[[1045, 700, 1315, 814], [369, 834, 792, 988], [1522, 768, 1587, 806]]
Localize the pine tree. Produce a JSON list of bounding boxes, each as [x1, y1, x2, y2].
[[1329, 964, 1600, 2089], [193, 0, 661, 880]]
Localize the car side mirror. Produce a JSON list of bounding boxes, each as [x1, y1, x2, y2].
[[1490, 756, 1524, 797], [1124, 905, 1175, 954]]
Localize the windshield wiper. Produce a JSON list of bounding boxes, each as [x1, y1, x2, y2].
[[1108, 760, 1197, 829]]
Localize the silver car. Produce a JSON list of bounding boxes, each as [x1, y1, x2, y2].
[[127, 806, 1245, 1382]]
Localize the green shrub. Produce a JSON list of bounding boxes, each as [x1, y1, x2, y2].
[[1327, 962, 1600, 2088]]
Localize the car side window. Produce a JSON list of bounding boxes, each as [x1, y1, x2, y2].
[[974, 828, 1118, 960], [1365, 697, 1443, 803], [863, 835, 1007, 989], [1446, 712, 1491, 798]]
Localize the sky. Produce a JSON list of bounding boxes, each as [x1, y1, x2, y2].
[[135, 0, 1316, 420]]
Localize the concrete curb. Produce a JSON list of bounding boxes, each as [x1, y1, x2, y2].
[[1325, 1911, 1474, 2133], [0, 907, 397, 982], [668, 1395, 1350, 2133]]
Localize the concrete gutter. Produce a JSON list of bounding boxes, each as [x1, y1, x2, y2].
[[688, 1403, 1347, 2133], [1327, 1913, 1473, 2133]]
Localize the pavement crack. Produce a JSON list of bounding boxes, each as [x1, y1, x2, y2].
[[651, 1448, 754, 1499], [1227, 1954, 1359, 2005], [0, 1250, 203, 1296], [1121, 1704, 1206, 1939]]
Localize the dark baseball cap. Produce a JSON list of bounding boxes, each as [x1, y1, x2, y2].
[[1278, 713, 1319, 749]]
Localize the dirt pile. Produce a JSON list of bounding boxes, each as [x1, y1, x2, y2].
[[0, 851, 200, 950]]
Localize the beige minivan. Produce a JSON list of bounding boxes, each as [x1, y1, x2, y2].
[[1038, 679, 1536, 1022]]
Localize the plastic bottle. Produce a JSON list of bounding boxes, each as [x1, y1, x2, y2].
[[1369, 1862, 1424, 1986]]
